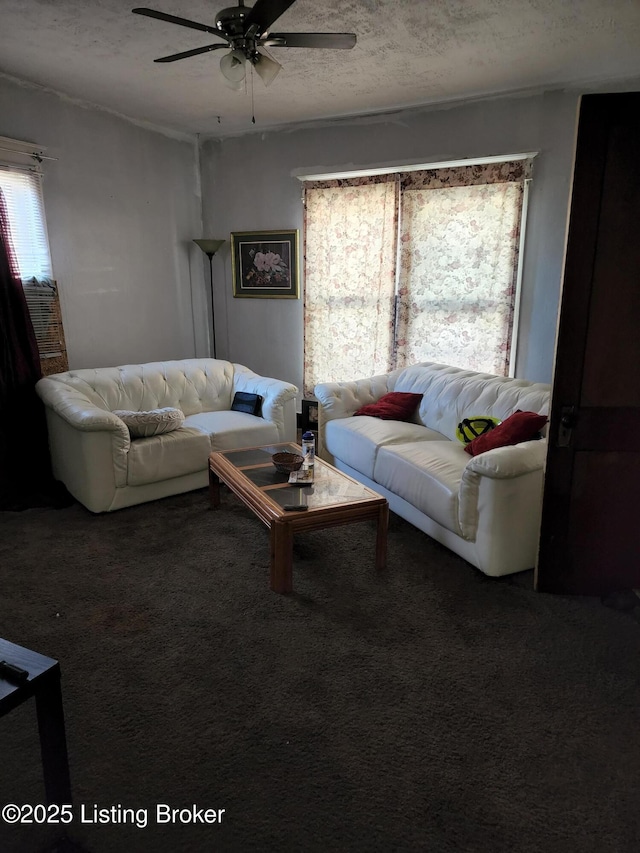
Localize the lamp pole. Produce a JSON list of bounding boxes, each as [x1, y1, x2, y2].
[[193, 239, 225, 359], [206, 251, 216, 358]]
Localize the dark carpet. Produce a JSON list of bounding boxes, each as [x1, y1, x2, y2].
[[0, 488, 639, 853]]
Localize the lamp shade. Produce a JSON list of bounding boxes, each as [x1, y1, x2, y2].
[[254, 51, 282, 87], [193, 239, 225, 256], [220, 50, 246, 88]]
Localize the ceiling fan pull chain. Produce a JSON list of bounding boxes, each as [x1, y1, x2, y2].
[[251, 66, 256, 124]]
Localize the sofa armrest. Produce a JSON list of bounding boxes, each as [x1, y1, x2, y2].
[[232, 364, 298, 441], [314, 374, 392, 459], [36, 377, 129, 437], [458, 439, 547, 544], [314, 374, 392, 421], [37, 378, 132, 496], [464, 438, 548, 479]]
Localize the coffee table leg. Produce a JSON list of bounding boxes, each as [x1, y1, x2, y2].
[[35, 673, 73, 805], [208, 465, 220, 509], [270, 521, 293, 593], [375, 503, 389, 571]]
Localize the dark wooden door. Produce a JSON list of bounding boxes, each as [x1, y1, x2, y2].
[[536, 92, 640, 595]]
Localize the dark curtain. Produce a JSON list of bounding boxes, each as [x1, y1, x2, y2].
[[0, 187, 70, 509]]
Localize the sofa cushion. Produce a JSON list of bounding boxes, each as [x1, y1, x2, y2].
[[184, 410, 279, 451], [355, 392, 423, 421], [127, 427, 211, 487], [465, 410, 548, 456], [373, 441, 469, 535], [114, 407, 184, 438], [326, 416, 445, 480]]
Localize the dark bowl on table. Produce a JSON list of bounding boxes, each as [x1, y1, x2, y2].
[[272, 452, 305, 474]]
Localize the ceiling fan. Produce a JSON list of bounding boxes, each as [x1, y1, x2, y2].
[[132, 0, 357, 89]]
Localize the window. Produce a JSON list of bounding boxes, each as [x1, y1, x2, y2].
[[0, 136, 67, 374], [303, 158, 532, 396], [0, 169, 52, 280], [304, 177, 398, 387]]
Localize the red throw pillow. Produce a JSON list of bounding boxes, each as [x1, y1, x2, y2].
[[464, 410, 547, 456], [355, 391, 423, 422]]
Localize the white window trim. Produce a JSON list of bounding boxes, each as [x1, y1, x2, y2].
[[508, 178, 531, 377], [0, 135, 53, 174]]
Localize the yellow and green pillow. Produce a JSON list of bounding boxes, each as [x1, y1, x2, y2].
[[456, 415, 501, 445]]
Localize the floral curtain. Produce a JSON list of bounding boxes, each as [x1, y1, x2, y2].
[[303, 176, 398, 397], [303, 159, 532, 395], [396, 162, 530, 374]]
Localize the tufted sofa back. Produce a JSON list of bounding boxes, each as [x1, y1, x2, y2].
[[44, 359, 236, 416], [391, 362, 551, 441]]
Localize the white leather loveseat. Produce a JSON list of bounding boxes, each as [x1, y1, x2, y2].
[[314, 362, 550, 577], [36, 358, 298, 513]]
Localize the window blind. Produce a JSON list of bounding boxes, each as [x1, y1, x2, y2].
[[0, 156, 67, 374], [0, 169, 52, 280], [21, 280, 68, 374]]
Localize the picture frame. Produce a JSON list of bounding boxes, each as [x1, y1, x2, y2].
[[231, 229, 299, 298], [301, 399, 319, 434]]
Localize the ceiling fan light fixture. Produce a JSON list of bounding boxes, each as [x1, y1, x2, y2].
[[134, 1, 358, 94], [253, 51, 282, 87], [220, 49, 246, 87]]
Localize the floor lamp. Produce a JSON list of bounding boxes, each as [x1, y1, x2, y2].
[[193, 239, 225, 358]]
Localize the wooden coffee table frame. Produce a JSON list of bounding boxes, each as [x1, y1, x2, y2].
[[208, 443, 389, 593]]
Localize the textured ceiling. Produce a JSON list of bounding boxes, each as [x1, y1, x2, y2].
[[2, 0, 640, 137]]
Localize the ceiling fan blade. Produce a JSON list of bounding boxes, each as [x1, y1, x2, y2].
[[154, 43, 228, 63], [132, 8, 227, 39], [263, 32, 357, 49], [243, 0, 297, 35]]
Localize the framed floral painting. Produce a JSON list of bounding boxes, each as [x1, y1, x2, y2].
[[231, 230, 299, 298]]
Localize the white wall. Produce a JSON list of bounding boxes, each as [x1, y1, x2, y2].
[[199, 88, 583, 390], [3, 74, 636, 390], [0, 74, 209, 369]]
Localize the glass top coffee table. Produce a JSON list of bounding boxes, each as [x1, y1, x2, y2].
[[208, 442, 389, 593]]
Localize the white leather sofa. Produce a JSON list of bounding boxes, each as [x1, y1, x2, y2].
[[314, 362, 550, 577], [36, 358, 298, 513]]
